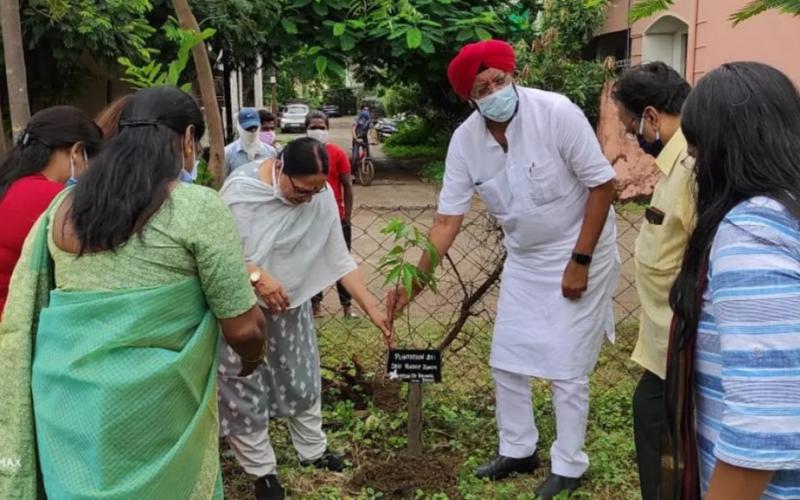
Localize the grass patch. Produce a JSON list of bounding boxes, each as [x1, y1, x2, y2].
[[382, 118, 448, 161], [616, 201, 647, 215], [222, 317, 643, 499], [382, 144, 447, 160], [420, 161, 445, 186]]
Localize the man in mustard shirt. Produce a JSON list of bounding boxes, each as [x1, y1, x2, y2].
[[612, 62, 693, 500]]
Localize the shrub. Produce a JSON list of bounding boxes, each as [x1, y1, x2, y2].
[[383, 118, 434, 148], [421, 160, 445, 186], [380, 83, 421, 117], [515, 0, 615, 125], [383, 118, 448, 160]]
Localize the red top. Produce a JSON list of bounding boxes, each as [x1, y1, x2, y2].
[[325, 143, 351, 220], [0, 174, 63, 317]]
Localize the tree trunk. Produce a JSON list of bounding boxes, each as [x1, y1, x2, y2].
[[172, 0, 224, 188], [0, 100, 8, 154], [407, 382, 423, 456], [1, 0, 30, 136]]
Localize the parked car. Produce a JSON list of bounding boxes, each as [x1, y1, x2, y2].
[[322, 104, 341, 118], [280, 103, 310, 133]]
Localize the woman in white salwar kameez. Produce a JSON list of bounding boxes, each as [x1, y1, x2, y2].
[[219, 137, 392, 500], [388, 40, 620, 500]]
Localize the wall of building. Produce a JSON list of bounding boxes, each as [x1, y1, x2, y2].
[[600, 0, 633, 35], [627, 0, 800, 84], [67, 54, 134, 119], [70, 78, 133, 119], [692, 2, 800, 84], [596, 2, 800, 201]]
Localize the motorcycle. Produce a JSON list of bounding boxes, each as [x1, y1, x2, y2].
[[373, 117, 398, 143]]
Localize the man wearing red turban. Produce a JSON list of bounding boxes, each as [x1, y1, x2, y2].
[[389, 40, 620, 500]]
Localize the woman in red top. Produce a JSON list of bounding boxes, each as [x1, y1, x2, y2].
[[0, 106, 102, 317], [306, 110, 358, 318]]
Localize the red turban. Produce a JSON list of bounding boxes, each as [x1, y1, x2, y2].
[[447, 40, 516, 100]]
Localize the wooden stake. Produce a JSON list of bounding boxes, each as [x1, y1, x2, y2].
[[407, 382, 423, 455]]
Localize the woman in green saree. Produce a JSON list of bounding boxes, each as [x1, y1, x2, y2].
[[0, 86, 266, 499]]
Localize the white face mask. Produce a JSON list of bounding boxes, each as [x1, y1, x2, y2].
[[238, 124, 261, 159], [476, 83, 519, 123], [307, 129, 329, 144], [271, 161, 293, 206]]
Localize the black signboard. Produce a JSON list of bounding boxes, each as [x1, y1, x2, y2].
[[387, 349, 442, 383]]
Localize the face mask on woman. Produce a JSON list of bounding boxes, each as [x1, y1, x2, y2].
[[476, 84, 519, 123], [307, 129, 329, 144], [271, 161, 293, 206], [178, 146, 199, 183], [179, 161, 200, 183], [66, 150, 88, 187], [260, 130, 276, 145]]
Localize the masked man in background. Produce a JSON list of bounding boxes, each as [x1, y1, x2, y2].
[[225, 108, 277, 178]]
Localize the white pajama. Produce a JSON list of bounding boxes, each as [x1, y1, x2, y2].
[[227, 399, 327, 477], [494, 368, 590, 478]]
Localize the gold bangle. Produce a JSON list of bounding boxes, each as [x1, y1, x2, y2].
[[242, 343, 266, 363]]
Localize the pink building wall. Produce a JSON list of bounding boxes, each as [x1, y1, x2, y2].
[[598, 0, 800, 85], [690, 3, 800, 84], [596, 1, 800, 200], [601, 0, 631, 34]]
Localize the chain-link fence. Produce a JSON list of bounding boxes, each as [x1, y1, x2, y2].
[[315, 203, 645, 401]]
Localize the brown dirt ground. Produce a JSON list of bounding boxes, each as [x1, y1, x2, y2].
[[350, 452, 460, 499]]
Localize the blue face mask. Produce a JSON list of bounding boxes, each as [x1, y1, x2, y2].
[[178, 147, 199, 184], [179, 160, 200, 184], [65, 150, 87, 187], [476, 84, 518, 123]]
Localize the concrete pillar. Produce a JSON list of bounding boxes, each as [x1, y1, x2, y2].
[[254, 56, 264, 109], [229, 70, 240, 121]]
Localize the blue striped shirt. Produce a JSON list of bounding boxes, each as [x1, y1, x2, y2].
[[696, 197, 800, 499]]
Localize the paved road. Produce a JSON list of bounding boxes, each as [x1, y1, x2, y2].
[[278, 115, 382, 157], [277, 116, 438, 206]]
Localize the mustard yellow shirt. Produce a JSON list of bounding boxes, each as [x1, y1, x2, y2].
[[631, 129, 696, 379]]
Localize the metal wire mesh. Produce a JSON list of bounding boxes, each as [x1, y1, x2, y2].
[[315, 204, 644, 395]]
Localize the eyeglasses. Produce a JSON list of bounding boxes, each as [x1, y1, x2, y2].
[[286, 173, 327, 196], [471, 73, 512, 101], [262, 125, 276, 132]]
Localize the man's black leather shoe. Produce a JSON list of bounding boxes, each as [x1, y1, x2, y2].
[[475, 452, 540, 480], [534, 473, 583, 499]]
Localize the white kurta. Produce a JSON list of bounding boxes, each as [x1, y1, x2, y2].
[[438, 87, 620, 380]]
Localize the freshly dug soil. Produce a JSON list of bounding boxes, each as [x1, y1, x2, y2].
[[371, 377, 404, 412], [351, 452, 460, 499]]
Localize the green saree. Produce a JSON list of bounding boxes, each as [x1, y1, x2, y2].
[[0, 192, 224, 499]]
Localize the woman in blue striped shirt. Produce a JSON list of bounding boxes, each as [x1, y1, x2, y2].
[[665, 62, 800, 500]]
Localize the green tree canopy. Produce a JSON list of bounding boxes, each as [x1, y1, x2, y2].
[[12, 0, 540, 115]]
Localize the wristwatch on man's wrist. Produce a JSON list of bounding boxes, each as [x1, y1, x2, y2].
[[249, 271, 262, 285], [571, 252, 592, 266]]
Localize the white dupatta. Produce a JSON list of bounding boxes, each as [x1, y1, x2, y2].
[[220, 165, 356, 309]]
